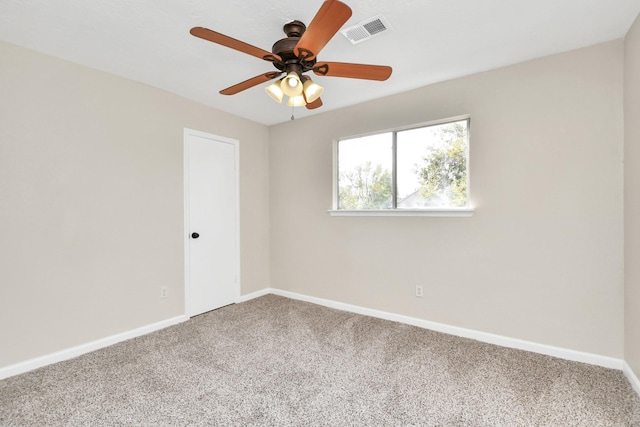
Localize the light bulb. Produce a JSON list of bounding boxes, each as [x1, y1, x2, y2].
[[302, 78, 324, 103], [280, 72, 302, 97], [265, 81, 284, 103], [287, 95, 306, 107]]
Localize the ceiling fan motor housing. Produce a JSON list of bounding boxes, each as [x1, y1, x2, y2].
[[272, 20, 316, 75]]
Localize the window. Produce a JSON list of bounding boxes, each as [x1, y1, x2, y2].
[[332, 117, 472, 217]]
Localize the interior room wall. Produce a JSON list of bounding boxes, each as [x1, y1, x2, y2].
[[0, 41, 270, 369], [269, 40, 624, 358], [625, 13, 640, 380]]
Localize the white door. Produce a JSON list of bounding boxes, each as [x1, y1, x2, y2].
[[184, 129, 239, 317]]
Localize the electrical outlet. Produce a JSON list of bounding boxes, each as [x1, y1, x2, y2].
[[160, 286, 168, 299], [415, 285, 423, 298]]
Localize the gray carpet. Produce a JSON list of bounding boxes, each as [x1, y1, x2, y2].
[[1, 295, 639, 426]]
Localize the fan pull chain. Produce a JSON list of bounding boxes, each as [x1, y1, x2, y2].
[[291, 104, 295, 120]]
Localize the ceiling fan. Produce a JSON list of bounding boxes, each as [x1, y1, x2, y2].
[[190, 0, 392, 110]]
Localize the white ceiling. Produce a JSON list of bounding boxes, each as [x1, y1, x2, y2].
[[1, 0, 639, 126]]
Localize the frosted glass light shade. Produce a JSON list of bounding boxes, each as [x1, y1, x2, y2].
[[265, 81, 284, 103], [303, 79, 324, 103], [280, 72, 303, 97], [287, 95, 307, 107]]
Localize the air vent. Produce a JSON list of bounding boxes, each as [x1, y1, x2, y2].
[[340, 15, 391, 45]]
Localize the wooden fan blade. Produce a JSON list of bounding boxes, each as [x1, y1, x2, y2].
[[313, 62, 392, 81], [306, 97, 323, 110], [190, 27, 282, 63], [294, 0, 352, 61], [220, 72, 282, 95]]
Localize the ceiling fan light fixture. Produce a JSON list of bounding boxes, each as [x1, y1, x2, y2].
[[280, 72, 303, 96], [265, 80, 284, 103], [190, 0, 392, 114], [302, 77, 324, 103], [287, 95, 307, 107]]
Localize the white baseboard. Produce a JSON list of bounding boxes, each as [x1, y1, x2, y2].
[[624, 362, 640, 396], [266, 288, 624, 371], [0, 315, 188, 380], [1, 290, 271, 380], [1, 288, 631, 393], [237, 288, 271, 303]]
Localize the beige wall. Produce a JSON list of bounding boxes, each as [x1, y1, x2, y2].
[[0, 41, 270, 368], [270, 41, 624, 358], [625, 13, 640, 378], [0, 35, 631, 370]]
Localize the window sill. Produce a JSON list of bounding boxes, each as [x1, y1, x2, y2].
[[327, 208, 475, 217]]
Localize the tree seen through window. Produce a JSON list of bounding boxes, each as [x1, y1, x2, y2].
[[337, 119, 469, 210]]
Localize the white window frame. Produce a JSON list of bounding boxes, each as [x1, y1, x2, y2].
[[329, 115, 475, 217]]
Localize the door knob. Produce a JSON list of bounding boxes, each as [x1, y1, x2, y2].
[[191, 232, 200, 239]]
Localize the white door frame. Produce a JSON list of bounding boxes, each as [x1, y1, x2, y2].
[[183, 128, 241, 317]]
